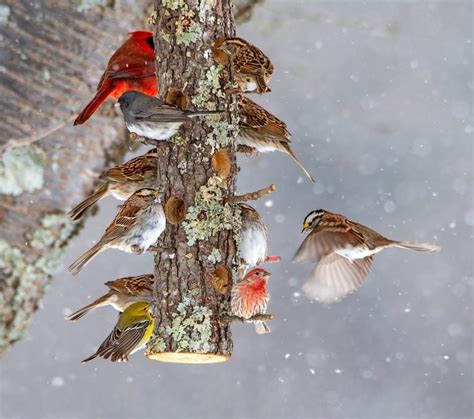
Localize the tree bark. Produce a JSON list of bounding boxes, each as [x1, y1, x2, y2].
[[145, 0, 238, 363], [0, 0, 149, 356]]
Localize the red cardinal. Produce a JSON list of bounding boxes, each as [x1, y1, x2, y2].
[[74, 31, 157, 125], [231, 268, 272, 334]]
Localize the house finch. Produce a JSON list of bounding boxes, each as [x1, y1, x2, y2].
[[66, 274, 154, 321], [231, 268, 272, 334], [81, 301, 154, 363], [69, 149, 158, 221], [68, 188, 165, 275], [294, 209, 440, 303], [74, 31, 157, 125], [118, 91, 224, 141]]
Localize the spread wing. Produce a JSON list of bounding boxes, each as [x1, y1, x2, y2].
[[302, 254, 373, 303]]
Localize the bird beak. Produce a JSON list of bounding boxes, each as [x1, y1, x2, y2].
[[301, 222, 309, 233], [262, 271, 272, 281]]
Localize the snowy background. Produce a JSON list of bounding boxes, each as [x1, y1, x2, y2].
[[1, 1, 472, 418]]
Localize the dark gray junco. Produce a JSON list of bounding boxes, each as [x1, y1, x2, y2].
[[118, 91, 224, 141]]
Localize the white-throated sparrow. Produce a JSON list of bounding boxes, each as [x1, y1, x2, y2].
[[66, 274, 154, 321], [69, 149, 158, 221], [293, 209, 440, 303], [238, 96, 315, 182], [213, 37, 273, 93], [118, 91, 223, 141], [68, 188, 165, 275]]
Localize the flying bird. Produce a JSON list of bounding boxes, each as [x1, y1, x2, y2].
[[294, 209, 440, 303]]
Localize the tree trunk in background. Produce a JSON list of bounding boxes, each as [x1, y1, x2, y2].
[[146, 0, 238, 363], [0, 0, 150, 356]]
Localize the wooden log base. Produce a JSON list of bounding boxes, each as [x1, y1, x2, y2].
[[147, 352, 230, 364]]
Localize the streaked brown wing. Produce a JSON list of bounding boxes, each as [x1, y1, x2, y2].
[[302, 254, 373, 303], [106, 274, 154, 296], [293, 230, 363, 264], [101, 195, 145, 242], [241, 97, 290, 141], [109, 320, 150, 362], [101, 154, 156, 183]]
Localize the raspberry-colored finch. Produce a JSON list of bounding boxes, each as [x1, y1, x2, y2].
[[81, 301, 154, 363], [231, 268, 272, 334], [74, 31, 157, 125]]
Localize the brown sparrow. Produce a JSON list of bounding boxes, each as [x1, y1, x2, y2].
[[69, 149, 158, 221], [68, 188, 165, 275], [238, 96, 315, 182], [239, 203, 280, 272], [293, 209, 440, 303], [118, 91, 223, 141], [213, 37, 273, 93], [66, 274, 154, 321]]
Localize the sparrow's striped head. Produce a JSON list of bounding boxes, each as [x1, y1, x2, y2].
[[302, 209, 325, 233]]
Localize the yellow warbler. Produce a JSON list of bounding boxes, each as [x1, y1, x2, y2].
[[81, 301, 154, 363]]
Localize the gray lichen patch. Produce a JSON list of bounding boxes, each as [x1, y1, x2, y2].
[[162, 0, 186, 11], [147, 296, 213, 354], [0, 213, 76, 354], [0, 145, 45, 196], [0, 5, 10, 25], [77, 0, 106, 13], [207, 248, 222, 264], [192, 64, 224, 109], [198, 0, 217, 24], [182, 175, 241, 246]]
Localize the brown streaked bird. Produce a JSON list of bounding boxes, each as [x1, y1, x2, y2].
[[238, 96, 315, 182], [68, 188, 165, 275], [81, 301, 154, 363], [213, 37, 273, 93], [66, 274, 154, 321], [293, 209, 440, 303], [69, 149, 158, 221]]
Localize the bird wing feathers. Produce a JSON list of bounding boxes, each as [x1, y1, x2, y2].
[[302, 254, 373, 303], [101, 196, 146, 242]]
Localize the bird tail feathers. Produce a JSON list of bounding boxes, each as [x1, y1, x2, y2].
[[69, 183, 109, 221]]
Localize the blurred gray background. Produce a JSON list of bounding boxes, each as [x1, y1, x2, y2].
[[1, 1, 472, 418]]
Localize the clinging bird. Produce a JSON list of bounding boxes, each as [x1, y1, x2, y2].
[[213, 37, 273, 93], [69, 149, 158, 221], [68, 188, 165, 275], [293, 209, 440, 303], [118, 91, 224, 141], [74, 31, 157, 125], [238, 96, 315, 183], [81, 301, 154, 363], [66, 274, 154, 321], [231, 268, 272, 335]]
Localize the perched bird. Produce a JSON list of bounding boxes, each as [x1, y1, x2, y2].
[[238, 96, 315, 183], [294, 209, 441, 303], [74, 31, 157, 125], [69, 149, 158, 221], [231, 268, 272, 335], [213, 37, 273, 93], [81, 301, 154, 363], [68, 188, 165, 275], [239, 203, 280, 271], [118, 91, 224, 141], [66, 274, 154, 321]]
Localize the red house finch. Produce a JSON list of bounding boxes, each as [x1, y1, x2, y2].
[[74, 31, 157, 125], [231, 268, 272, 334]]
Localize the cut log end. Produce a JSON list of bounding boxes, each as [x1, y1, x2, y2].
[[147, 352, 230, 364]]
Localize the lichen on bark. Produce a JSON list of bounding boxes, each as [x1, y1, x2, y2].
[[147, 0, 238, 362]]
